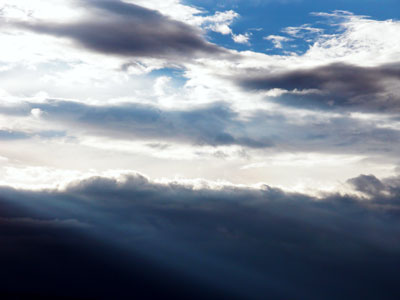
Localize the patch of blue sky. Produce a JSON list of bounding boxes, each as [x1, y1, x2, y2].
[[186, 0, 400, 55]]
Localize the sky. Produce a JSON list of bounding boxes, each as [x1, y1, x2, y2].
[[0, 0, 400, 299]]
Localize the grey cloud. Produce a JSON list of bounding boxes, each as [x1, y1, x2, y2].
[[347, 174, 386, 196], [0, 130, 28, 140], [14, 0, 227, 60], [348, 173, 400, 203], [29, 100, 274, 149], [1, 173, 400, 299], [0, 129, 66, 141], [238, 63, 400, 113], [3, 99, 400, 157], [268, 113, 400, 156]]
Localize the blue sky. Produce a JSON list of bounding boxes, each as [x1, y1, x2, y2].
[[188, 0, 400, 53]]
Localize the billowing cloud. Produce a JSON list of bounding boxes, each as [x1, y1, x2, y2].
[[347, 174, 386, 196], [0, 172, 400, 299], [348, 173, 400, 201]]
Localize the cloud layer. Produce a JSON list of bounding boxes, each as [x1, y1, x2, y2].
[[1, 173, 400, 299], [1, 2, 400, 298]]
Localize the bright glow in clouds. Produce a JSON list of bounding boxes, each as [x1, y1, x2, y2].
[[0, 1, 400, 194]]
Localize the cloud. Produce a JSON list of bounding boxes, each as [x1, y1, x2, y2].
[[11, 0, 227, 60], [264, 35, 292, 49], [0, 194, 229, 299], [199, 10, 251, 44], [0, 128, 65, 141], [203, 10, 239, 35], [238, 63, 400, 113], [0, 172, 400, 299], [30, 108, 43, 118], [347, 173, 400, 201], [347, 174, 386, 196], [282, 24, 323, 38], [232, 33, 251, 44], [0, 130, 28, 140], [3, 98, 400, 160], [9, 100, 273, 149]]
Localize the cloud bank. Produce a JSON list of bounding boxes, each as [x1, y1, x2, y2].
[[0, 173, 400, 299]]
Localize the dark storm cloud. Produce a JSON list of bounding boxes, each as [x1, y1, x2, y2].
[[238, 63, 400, 113], [1, 174, 400, 299], [0, 191, 231, 300], [13, 0, 227, 59]]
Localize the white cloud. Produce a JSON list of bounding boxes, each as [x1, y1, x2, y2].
[[0, 0, 84, 22], [123, 0, 203, 24], [304, 11, 400, 66], [232, 33, 251, 44], [202, 10, 239, 35], [153, 76, 172, 97], [30, 108, 43, 119], [264, 35, 292, 48], [201, 10, 252, 44], [282, 24, 323, 38]]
